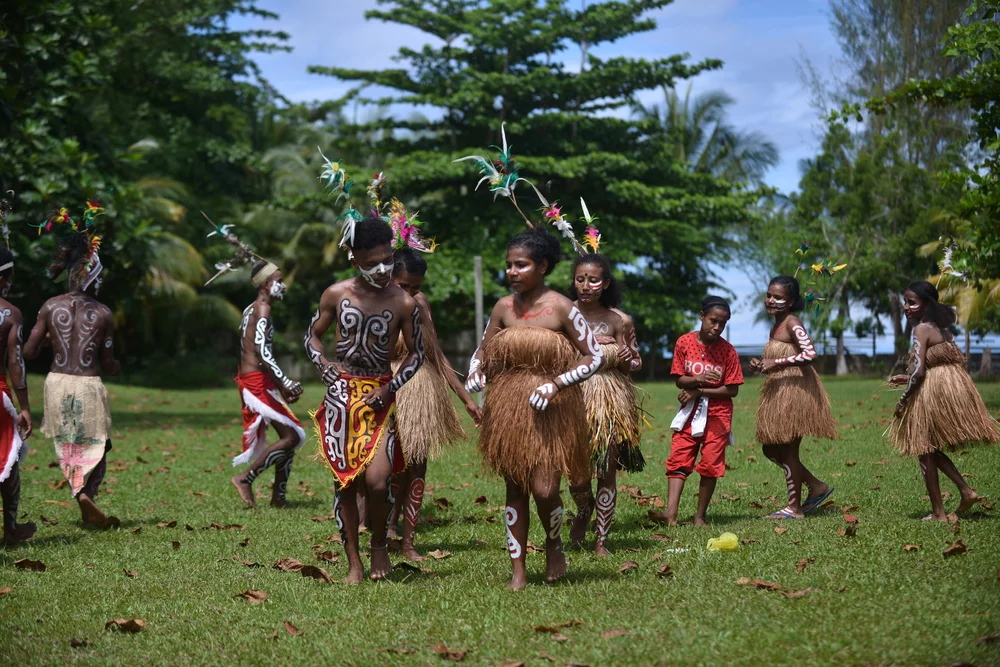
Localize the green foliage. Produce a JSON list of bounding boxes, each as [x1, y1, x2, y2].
[[832, 0, 1000, 282], [307, 0, 760, 354]]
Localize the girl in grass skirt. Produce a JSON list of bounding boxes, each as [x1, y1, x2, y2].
[[749, 275, 836, 519], [888, 280, 998, 521]]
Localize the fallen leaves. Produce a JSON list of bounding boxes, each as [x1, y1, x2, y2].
[[601, 628, 631, 639], [105, 618, 147, 633], [14, 558, 46, 572], [474, 495, 488, 505], [0, 587, 13, 596], [845, 460, 856, 467], [795, 557, 815, 573], [282, 621, 302, 636], [433, 497, 451, 510], [156, 520, 177, 528], [315, 550, 339, 564], [781, 587, 815, 599], [428, 549, 452, 560], [902, 544, 920, 552], [773, 526, 787, 535], [619, 561, 639, 574], [311, 515, 333, 523], [273, 557, 305, 572], [171, 541, 181, 550], [206, 522, 245, 531], [656, 564, 674, 578], [299, 565, 332, 584], [843, 514, 859, 524], [123, 568, 139, 578], [234, 589, 269, 604], [40, 515, 59, 526], [532, 620, 582, 634], [974, 635, 999, 646], [70, 638, 88, 648], [650, 532, 672, 542], [943, 539, 968, 558], [431, 642, 467, 661], [735, 578, 814, 599]]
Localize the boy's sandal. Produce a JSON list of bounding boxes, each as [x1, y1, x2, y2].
[[802, 487, 835, 515], [764, 507, 803, 520]]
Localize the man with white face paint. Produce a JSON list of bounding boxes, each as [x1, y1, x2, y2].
[[304, 215, 425, 584], [229, 260, 306, 508]]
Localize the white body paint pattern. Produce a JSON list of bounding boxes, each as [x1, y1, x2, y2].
[[548, 506, 564, 541], [774, 324, 817, 366], [505, 506, 522, 559], [321, 376, 351, 474], [529, 382, 556, 411], [303, 309, 326, 373], [252, 312, 297, 391], [359, 262, 393, 288], [595, 486, 616, 541], [76, 304, 101, 368], [336, 298, 392, 374], [50, 304, 73, 368], [588, 321, 610, 336], [15, 326, 25, 387], [333, 489, 348, 546], [555, 306, 603, 386], [781, 463, 796, 504], [405, 477, 424, 529], [388, 306, 424, 393], [898, 338, 923, 409], [624, 324, 642, 371], [465, 318, 489, 393]]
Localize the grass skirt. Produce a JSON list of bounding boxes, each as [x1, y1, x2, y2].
[[889, 342, 1000, 456], [756, 340, 837, 445], [391, 334, 465, 464], [478, 327, 590, 489], [582, 343, 644, 475]]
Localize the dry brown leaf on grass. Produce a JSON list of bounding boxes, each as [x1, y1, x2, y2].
[[192, 491, 210, 497], [431, 642, 467, 661], [434, 497, 451, 510], [206, 522, 245, 531], [974, 636, 1000, 646], [657, 564, 674, 579], [311, 515, 333, 523], [943, 540, 968, 558], [650, 533, 671, 542], [532, 620, 582, 633], [498, 662, 525, 667], [14, 559, 46, 572], [132, 527, 143, 535], [156, 520, 176, 528], [299, 565, 332, 583], [773, 526, 787, 535], [474, 495, 488, 505], [734, 578, 782, 591], [267, 629, 280, 641], [550, 632, 570, 642], [843, 514, 859, 524], [171, 541, 181, 550], [780, 588, 814, 599], [619, 561, 639, 574], [123, 568, 138, 578], [0, 587, 13, 596], [601, 629, 631, 639], [185, 524, 195, 531], [315, 550, 339, 563], [902, 544, 920, 552], [236, 558, 263, 568], [795, 558, 815, 573], [429, 549, 452, 560], [741, 538, 760, 545], [377, 646, 416, 655], [70, 638, 88, 648], [282, 621, 302, 636], [273, 557, 305, 572], [238, 537, 251, 547], [40, 515, 59, 526], [234, 589, 269, 604], [105, 618, 147, 633], [526, 541, 544, 553]]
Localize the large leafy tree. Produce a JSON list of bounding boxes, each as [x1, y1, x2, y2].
[[307, 0, 760, 360]]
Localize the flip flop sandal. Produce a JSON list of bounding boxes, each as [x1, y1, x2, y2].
[[802, 487, 835, 515], [765, 507, 803, 520]]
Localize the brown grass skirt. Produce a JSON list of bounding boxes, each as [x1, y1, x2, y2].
[[391, 333, 465, 463], [889, 343, 1000, 456], [756, 340, 837, 445], [582, 343, 644, 475], [478, 327, 590, 489]]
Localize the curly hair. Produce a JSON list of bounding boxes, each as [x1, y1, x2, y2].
[[507, 227, 561, 275], [568, 254, 621, 308], [350, 216, 394, 252], [769, 275, 805, 312], [393, 247, 428, 277]]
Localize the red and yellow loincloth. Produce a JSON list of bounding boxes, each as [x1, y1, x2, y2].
[[0, 376, 24, 485], [234, 371, 305, 467], [312, 374, 404, 488]]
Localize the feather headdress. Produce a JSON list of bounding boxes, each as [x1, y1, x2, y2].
[[388, 198, 436, 253], [201, 211, 269, 286], [452, 122, 550, 229], [32, 198, 106, 288], [789, 240, 848, 314]]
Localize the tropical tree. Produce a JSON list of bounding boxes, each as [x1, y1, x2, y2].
[[632, 84, 779, 185]]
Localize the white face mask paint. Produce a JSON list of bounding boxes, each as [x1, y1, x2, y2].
[[1, 284, 9, 298], [359, 262, 392, 288], [269, 280, 287, 300]]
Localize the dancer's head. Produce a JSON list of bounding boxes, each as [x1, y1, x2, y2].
[[569, 253, 620, 309], [903, 280, 956, 328], [251, 260, 285, 300], [349, 217, 394, 289], [699, 295, 731, 344], [765, 275, 804, 315], [392, 247, 428, 297], [0, 248, 13, 298], [506, 228, 560, 293]]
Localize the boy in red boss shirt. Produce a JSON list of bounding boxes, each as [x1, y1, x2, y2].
[[665, 296, 743, 526]]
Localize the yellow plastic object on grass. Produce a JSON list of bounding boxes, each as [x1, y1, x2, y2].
[[706, 532, 740, 552]]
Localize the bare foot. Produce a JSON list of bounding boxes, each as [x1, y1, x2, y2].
[[387, 524, 401, 541], [595, 541, 611, 559], [922, 513, 948, 522], [344, 561, 365, 585], [956, 492, 982, 514], [401, 544, 426, 562], [693, 516, 709, 527], [230, 475, 255, 508], [2, 521, 37, 546], [370, 545, 392, 580], [803, 481, 830, 506], [506, 567, 528, 591], [78, 493, 108, 526], [570, 496, 593, 544], [545, 544, 567, 584]]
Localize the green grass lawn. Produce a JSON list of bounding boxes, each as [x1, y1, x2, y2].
[[1, 376, 999, 665]]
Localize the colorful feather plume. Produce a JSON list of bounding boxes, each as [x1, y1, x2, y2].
[[543, 203, 584, 253], [201, 210, 267, 286], [388, 198, 436, 253]]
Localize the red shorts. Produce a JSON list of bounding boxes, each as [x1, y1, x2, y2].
[[666, 415, 730, 479]]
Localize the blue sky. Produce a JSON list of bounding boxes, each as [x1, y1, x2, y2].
[[234, 0, 873, 349]]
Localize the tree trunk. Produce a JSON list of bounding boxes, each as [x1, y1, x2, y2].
[[888, 290, 906, 372], [836, 290, 849, 376], [964, 328, 970, 357], [980, 347, 993, 377]]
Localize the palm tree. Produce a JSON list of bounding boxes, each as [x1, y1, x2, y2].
[[633, 84, 780, 185]]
